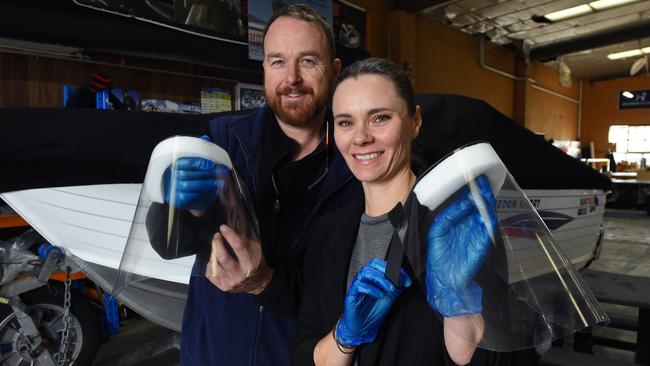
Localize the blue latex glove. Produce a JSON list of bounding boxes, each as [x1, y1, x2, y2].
[[163, 136, 229, 210], [426, 174, 497, 318], [335, 259, 412, 348]]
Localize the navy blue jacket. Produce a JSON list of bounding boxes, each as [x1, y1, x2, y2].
[[180, 105, 360, 366]]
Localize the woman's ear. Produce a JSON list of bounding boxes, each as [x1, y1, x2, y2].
[[413, 105, 423, 138]]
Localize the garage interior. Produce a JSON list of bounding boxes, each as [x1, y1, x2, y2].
[[1, 0, 649, 365]]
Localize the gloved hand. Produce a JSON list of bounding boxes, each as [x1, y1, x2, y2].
[[426, 174, 497, 318], [335, 259, 412, 348], [163, 136, 230, 210]]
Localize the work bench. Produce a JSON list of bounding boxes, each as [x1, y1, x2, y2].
[[575, 269, 650, 365]]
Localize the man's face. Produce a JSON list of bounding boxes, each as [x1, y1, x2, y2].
[[263, 16, 336, 128]]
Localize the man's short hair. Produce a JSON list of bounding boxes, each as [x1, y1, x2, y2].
[[262, 4, 336, 61]]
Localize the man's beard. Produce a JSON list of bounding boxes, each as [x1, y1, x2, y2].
[[265, 85, 329, 128]]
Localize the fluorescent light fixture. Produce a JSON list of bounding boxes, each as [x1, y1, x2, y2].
[[589, 0, 640, 10], [643, 47, 650, 54], [545, 4, 592, 22], [622, 91, 634, 99], [607, 49, 643, 60], [541, 0, 641, 22]]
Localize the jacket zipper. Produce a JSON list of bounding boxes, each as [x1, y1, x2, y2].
[[232, 129, 257, 196], [250, 305, 264, 366]]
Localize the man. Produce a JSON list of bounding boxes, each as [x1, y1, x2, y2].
[[165, 5, 360, 365]]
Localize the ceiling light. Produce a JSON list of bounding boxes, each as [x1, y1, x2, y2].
[[539, 0, 641, 23], [545, 5, 592, 22], [589, 0, 640, 10], [607, 49, 644, 60], [622, 91, 634, 98], [643, 47, 650, 54]]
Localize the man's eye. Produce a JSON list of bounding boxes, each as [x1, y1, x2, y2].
[[270, 59, 284, 66], [301, 58, 316, 66]]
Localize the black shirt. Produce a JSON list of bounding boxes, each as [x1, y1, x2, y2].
[[256, 117, 327, 269]]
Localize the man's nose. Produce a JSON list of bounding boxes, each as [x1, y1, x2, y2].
[[285, 62, 302, 85]]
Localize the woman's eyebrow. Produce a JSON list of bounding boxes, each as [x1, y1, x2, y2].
[[334, 108, 395, 119], [334, 112, 353, 119]]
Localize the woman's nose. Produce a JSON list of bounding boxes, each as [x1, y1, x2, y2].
[[352, 125, 373, 145]]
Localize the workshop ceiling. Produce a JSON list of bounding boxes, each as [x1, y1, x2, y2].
[[402, 0, 650, 80]]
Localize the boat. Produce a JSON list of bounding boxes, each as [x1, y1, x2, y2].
[[0, 94, 610, 331]]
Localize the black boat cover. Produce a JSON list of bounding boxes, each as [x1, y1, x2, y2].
[[413, 94, 610, 191], [0, 94, 610, 193]]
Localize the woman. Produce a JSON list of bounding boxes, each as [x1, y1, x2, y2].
[[291, 58, 515, 366]]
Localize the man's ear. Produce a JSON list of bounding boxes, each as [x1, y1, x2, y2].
[[333, 58, 342, 78], [413, 105, 423, 138]]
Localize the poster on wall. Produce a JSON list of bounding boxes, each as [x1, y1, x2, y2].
[[111, 88, 141, 111], [72, 0, 247, 44], [335, 1, 365, 50], [248, 0, 332, 61], [236, 83, 265, 110], [142, 99, 180, 113], [334, 0, 367, 66], [619, 90, 650, 109], [201, 87, 233, 113]]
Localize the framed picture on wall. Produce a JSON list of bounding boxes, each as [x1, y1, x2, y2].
[[236, 83, 265, 110]]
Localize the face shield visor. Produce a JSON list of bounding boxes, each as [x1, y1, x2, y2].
[[114, 136, 259, 294], [396, 142, 608, 352]]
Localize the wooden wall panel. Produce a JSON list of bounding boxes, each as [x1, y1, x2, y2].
[[582, 75, 650, 157], [413, 16, 515, 118], [346, 0, 394, 58], [524, 63, 580, 141], [0, 52, 261, 108]]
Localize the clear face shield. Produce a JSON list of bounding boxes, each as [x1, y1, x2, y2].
[[114, 136, 259, 293], [398, 142, 608, 352]]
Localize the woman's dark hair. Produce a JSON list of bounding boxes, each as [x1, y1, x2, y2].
[[334, 58, 416, 117]]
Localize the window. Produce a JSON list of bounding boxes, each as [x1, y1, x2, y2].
[[608, 125, 650, 165]]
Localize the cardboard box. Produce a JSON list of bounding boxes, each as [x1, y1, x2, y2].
[[636, 170, 650, 180]]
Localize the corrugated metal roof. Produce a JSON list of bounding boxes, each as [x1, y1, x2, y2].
[[420, 0, 650, 80]]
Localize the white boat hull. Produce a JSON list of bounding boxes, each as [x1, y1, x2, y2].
[[1, 184, 606, 330]]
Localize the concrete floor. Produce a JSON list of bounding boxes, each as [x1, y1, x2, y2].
[[91, 317, 179, 366], [90, 208, 650, 366], [580, 208, 650, 364]]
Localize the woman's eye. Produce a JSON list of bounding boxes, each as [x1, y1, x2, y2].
[[373, 114, 391, 123], [336, 120, 352, 127]]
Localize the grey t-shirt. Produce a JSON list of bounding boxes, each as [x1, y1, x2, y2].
[[346, 213, 394, 288]]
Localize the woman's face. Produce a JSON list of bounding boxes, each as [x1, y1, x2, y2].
[[333, 74, 421, 185]]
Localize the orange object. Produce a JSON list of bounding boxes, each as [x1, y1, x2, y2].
[[0, 214, 29, 229], [50, 271, 87, 282]]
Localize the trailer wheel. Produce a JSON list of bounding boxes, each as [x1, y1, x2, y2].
[[0, 283, 100, 365]]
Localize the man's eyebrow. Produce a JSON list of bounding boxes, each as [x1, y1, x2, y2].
[[266, 52, 283, 59], [265, 51, 324, 59], [299, 51, 323, 58]]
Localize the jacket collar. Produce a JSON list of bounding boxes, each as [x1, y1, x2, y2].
[[231, 104, 354, 200], [230, 104, 274, 154]]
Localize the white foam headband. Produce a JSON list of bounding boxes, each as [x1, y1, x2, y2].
[[413, 142, 507, 212], [143, 136, 233, 204]]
